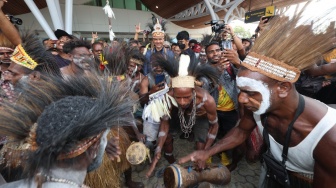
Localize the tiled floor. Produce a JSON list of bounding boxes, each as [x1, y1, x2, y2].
[[123, 131, 261, 188]]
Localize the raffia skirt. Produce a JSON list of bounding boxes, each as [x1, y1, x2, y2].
[[84, 127, 131, 188]]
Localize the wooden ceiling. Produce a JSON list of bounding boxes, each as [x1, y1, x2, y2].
[[2, 0, 308, 29], [140, 0, 204, 18], [141, 0, 309, 29], [2, 0, 47, 15]]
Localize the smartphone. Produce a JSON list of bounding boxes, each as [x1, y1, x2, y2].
[[222, 40, 232, 50], [155, 74, 165, 85], [262, 16, 274, 23]]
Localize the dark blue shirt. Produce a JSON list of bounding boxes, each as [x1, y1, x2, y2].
[[144, 48, 174, 75], [54, 54, 71, 68]]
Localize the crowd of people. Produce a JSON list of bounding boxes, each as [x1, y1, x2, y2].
[[0, 0, 335, 187]]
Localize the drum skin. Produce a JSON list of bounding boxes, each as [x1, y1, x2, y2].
[[126, 142, 148, 165]]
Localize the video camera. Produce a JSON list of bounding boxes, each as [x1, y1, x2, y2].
[[205, 20, 226, 33], [7, 15, 22, 25]]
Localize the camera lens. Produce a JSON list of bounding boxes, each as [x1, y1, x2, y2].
[[9, 15, 23, 25], [15, 18, 23, 25]]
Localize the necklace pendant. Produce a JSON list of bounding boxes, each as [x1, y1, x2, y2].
[[184, 133, 189, 138]]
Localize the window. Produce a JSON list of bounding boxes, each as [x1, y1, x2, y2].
[[112, 0, 124, 9]]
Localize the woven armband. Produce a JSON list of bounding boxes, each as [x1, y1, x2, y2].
[[158, 131, 166, 137], [207, 133, 217, 140], [209, 117, 218, 124], [155, 146, 161, 154]]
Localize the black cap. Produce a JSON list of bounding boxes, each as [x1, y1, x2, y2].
[[242, 38, 252, 43], [54, 29, 73, 40]]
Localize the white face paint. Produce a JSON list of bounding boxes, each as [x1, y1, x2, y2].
[[236, 76, 271, 115], [87, 129, 109, 172]]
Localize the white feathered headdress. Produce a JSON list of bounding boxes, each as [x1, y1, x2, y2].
[[171, 54, 195, 88]]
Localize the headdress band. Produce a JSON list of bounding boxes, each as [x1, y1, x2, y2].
[[57, 133, 103, 160], [10, 44, 38, 70], [241, 52, 300, 83], [171, 76, 195, 88], [0, 47, 14, 52], [129, 58, 143, 65], [152, 18, 164, 39], [25, 123, 104, 160]]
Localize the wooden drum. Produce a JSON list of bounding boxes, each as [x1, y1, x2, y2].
[[164, 164, 231, 188]]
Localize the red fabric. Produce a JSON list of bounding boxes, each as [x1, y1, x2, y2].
[[246, 127, 264, 163], [226, 64, 235, 80], [192, 44, 201, 53]]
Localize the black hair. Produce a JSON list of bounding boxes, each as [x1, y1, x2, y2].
[[92, 41, 103, 48], [63, 39, 91, 54], [205, 41, 220, 53], [176, 31, 190, 40], [189, 39, 197, 45], [129, 40, 139, 45], [42, 38, 49, 43], [128, 48, 145, 65], [102, 45, 128, 76]]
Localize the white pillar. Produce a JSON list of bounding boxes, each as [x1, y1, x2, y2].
[[65, 0, 73, 34], [55, 0, 64, 28], [223, 0, 244, 24], [24, 0, 57, 39], [46, 0, 64, 30], [203, 0, 219, 21]]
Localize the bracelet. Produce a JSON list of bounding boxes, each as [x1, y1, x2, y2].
[[207, 133, 217, 140], [158, 131, 166, 137], [208, 117, 218, 124], [155, 146, 161, 154]]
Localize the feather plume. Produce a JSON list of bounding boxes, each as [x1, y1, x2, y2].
[[156, 54, 219, 85], [0, 73, 135, 178], [251, 1, 336, 71], [103, 1, 115, 19], [178, 55, 190, 76], [146, 14, 167, 33]]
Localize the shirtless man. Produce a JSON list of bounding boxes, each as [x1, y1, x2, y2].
[[127, 53, 145, 93], [146, 54, 219, 177], [179, 9, 336, 187]]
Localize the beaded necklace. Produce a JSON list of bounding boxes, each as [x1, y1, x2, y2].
[[44, 175, 90, 188], [178, 91, 196, 138]]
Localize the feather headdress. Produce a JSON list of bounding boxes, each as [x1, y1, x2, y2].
[[10, 31, 61, 77], [142, 54, 219, 122], [242, 1, 336, 83], [157, 54, 219, 88], [146, 14, 167, 39], [0, 73, 134, 177]]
